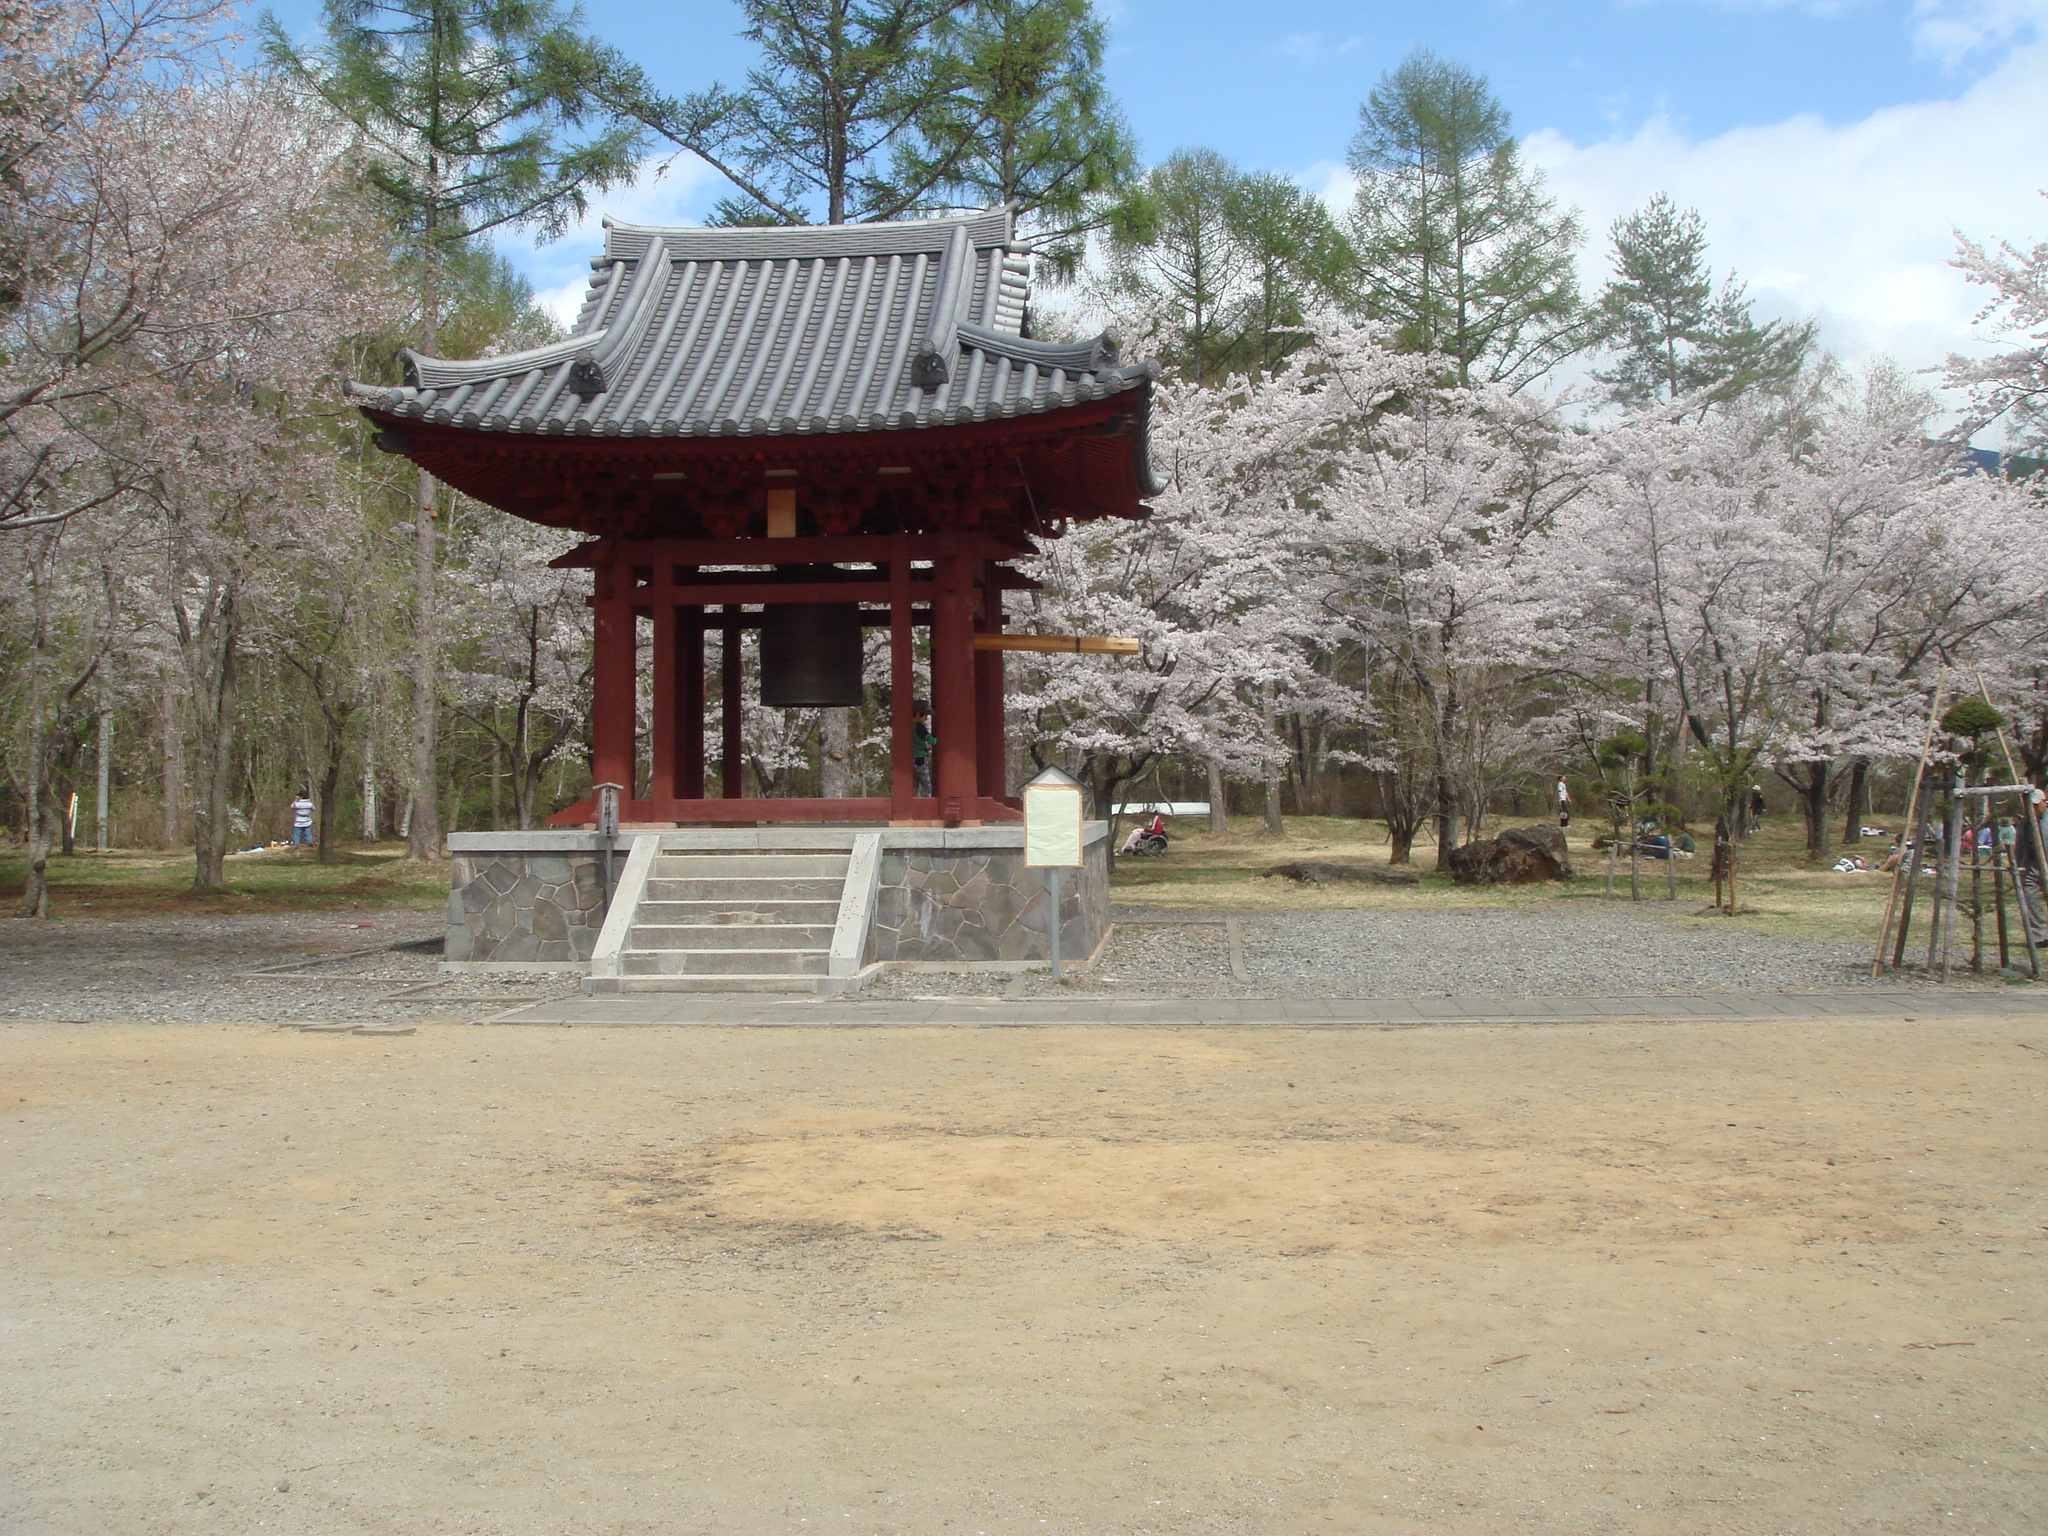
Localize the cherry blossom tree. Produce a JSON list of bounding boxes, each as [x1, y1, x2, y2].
[[1945, 206, 2048, 454]]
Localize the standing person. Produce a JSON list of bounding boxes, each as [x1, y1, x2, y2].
[[2013, 789, 2048, 948], [1748, 783, 1767, 834], [911, 701, 935, 799], [289, 791, 315, 847], [1555, 775, 1572, 828]]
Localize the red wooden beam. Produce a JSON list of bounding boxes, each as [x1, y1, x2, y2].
[[890, 543, 915, 820], [678, 612, 705, 800], [931, 536, 978, 822], [554, 532, 1031, 568], [546, 795, 1024, 826], [590, 576, 636, 795], [975, 581, 1006, 801], [720, 606, 743, 798], [649, 562, 676, 803]]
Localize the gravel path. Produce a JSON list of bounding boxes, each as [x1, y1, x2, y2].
[[859, 899, 2009, 1001], [0, 899, 2018, 1019], [0, 910, 579, 1024]]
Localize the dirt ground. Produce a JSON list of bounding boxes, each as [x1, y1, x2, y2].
[[4, 1016, 2045, 1536]]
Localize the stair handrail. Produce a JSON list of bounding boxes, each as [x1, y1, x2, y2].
[[830, 832, 884, 978], [589, 833, 661, 983]]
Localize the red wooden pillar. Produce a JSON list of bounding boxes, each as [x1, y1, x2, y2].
[[931, 535, 978, 821], [649, 557, 676, 809], [974, 577, 1005, 805], [720, 605, 744, 798], [590, 563, 637, 800], [889, 540, 915, 818], [677, 603, 705, 801]]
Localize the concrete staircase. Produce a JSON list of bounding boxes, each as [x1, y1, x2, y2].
[[593, 849, 850, 994]]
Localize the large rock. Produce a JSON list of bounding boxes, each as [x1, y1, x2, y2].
[[1446, 826, 1574, 886], [1260, 861, 1420, 886]]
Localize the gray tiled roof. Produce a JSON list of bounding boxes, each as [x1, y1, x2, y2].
[[347, 208, 1152, 439]]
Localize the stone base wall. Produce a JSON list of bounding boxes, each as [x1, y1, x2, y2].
[[866, 833, 1109, 966], [446, 835, 608, 963], [444, 825, 1108, 974]]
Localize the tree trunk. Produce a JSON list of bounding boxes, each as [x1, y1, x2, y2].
[[188, 613, 239, 894], [1793, 762, 1832, 864], [159, 668, 186, 850], [490, 712, 504, 831], [14, 671, 50, 919], [1257, 682, 1284, 837], [1841, 757, 1868, 848], [96, 708, 112, 852], [1207, 760, 1229, 835], [57, 776, 76, 857], [820, 708, 851, 798], [317, 724, 346, 865], [360, 734, 379, 842], [408, 466, 441, 860], [1433, 766, 1456, 871]]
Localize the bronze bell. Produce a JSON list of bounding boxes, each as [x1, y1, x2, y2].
[[759, 602, 863, 707]]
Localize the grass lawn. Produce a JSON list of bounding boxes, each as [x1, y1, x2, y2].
[[0, 813, 1950, 954], [0, 842, 448, 916], [1111, 812, 1923, 947]]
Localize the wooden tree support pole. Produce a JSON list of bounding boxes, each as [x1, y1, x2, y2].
[[1875, 679, 1945, 975], [971, 633, 1139, 654]]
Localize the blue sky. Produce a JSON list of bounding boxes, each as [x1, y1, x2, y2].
[[263, 0, 2048, 379]]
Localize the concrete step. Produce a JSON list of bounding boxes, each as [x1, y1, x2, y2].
[[594, 973, 834, 995], [651, 853, 849, 879], [628, 923, 836, 951], [643, 876, 846, 903], [635, 898, 842, 926], [621, 948, 829, 976]]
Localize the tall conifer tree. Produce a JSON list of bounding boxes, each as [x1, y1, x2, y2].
[[1345, 49, 1584, 388], [264, 0, 642, 859]]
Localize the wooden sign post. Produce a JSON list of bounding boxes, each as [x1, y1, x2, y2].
[[1023, 765, 1085, 980]]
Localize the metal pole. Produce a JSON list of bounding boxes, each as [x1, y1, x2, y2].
[[1970, 816, 1985, 972], [1993, 826, 2011, 970], [1048, 865, 1062, 982]]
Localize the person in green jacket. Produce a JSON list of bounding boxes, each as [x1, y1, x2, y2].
[[912, 700, 935, 798]]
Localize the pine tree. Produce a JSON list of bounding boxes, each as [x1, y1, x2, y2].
[[1222, 171, 1350, 377], [1099, 149, 1250, 385], [265, 0, 644, 859], [1344, 49, 1585, 388], [893, 0, 1136, 258], [1595, 193, 1815, 410], [598, 0, 963, 226]]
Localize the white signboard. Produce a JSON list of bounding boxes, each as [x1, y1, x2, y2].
[[1023, 770, 1084, 868]]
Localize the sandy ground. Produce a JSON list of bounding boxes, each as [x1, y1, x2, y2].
[[3, 1016, 2045, 1535]]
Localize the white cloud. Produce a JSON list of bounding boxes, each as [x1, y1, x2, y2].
[[1517, 40, 2048, 378], [1911, 0, 2048, 61], [501, 153, 726, 327], [1272, 30, 1367, 64]]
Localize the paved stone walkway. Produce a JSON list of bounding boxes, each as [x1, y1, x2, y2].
[[483, 987, 2048, 1028]]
